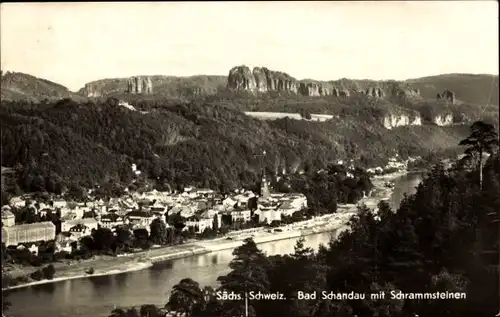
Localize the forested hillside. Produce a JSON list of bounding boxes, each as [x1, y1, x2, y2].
[[1, 98, 469, 196]]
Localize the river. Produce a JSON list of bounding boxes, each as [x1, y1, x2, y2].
[[6, 172, 424, 317]]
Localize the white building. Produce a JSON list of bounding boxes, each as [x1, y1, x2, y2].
[[1, 222, 56, 246], [61, 218, 99, 233], [231, 209, 252, 223], [99, 213, 125, 229], [1, 206, 16, 227], [185, 216, 214, 233], [9, 197, 25, 208], [125, 210, 156, 229], [255, 208, 281, 224], [68, 224, 93, 239]]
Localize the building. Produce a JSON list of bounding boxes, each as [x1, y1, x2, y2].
[[185, 216, 214, 233], [17, 243, 39, 255], [260, 172, 271, 200], [150, 205, 169, 217], [68, 224, 92, 239], [99, 213, 124, 229], [125, 210, 156, 228], [51, 199, 67, 209], [255, 208, 281, 224], [1, 221, 56, 246], [231, 208, 252, 223], [61, 218, 98, 233], [1, 206, 16, 227]]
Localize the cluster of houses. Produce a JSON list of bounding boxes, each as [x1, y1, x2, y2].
[[366, 156, 414, 175], [1, 175, 307, 255]]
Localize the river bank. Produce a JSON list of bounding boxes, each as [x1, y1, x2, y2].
[[3, 171, 408, 291]]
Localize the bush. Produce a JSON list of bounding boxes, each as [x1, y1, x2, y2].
[[30, 270, 43, 281], [42, 264, 56, 280]]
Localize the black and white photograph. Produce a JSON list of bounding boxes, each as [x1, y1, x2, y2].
[[1, 2, 499, 317]]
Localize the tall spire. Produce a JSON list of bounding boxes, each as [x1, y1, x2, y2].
[[260, 171, 270, 199]]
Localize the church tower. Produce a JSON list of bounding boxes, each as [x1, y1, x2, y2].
[[260, 171, 270, 199]]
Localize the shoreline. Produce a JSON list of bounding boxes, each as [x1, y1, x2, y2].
[[3, 170, 408, 292]]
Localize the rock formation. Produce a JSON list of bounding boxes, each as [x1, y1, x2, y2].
[[364, 87, 385, 98], [226, 65, 424, 101], [227, 66, 299, 94], [382, 113, 422, 129], [83, 83, 102, 97], [437, 89, 455, 104], [433, 113, 454, 126], [127, 76, 153, 94]]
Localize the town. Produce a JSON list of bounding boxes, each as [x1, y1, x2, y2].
[[1, 156, 412, 269], [1, 171, 308, 260]]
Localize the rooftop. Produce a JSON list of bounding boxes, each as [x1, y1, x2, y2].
[[101, 213, 122, 222], [2, 221, 55, 230], [1, 208, 14, 218], [64, 218, 98, 226], [126, 210, 154, 218]]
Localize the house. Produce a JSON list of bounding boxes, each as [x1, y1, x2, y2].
[[125, 210, 156, 228], [185, 215, 214, 233], [39, 208, 53, 218], [1, 206, 16, 227], [100, 213, 124, 229], [255, 208, 281, 224], [168, 205, 194, 218], [61, 218, 99, 232], [222, 197, 237, 208], [199, 210, 221, 230], [51, 199, 67, 209], [150, 205, 168, 217], [1, 221, 56, 246], [9, 197, 25, 208], [230, 208, 252, 223], [61, 211, 78, 222], [68, 224, 92, 239], [55, 240, 73, 253], [17, 243, 39, 255]]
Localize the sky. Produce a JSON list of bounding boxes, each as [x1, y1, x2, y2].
[[1, 1, 498, 92]]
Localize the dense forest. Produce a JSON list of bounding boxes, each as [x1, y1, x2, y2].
[[1, 98, 469, 198], [106, 148, 500, 317]]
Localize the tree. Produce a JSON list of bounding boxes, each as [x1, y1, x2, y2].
[[459, 121, 499, 189], [166, 278, 203, 316], [92, 227, 115, 252], [217, 238, 270, 317], [42, 264, 56, 279], [30, 269, 43, 281], [139, 305, 162, 317], [149, 218, 168, 245], [125, 308, 139, 317], [212, 214, 219, 232]]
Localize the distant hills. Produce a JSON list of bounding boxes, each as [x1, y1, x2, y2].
[[1, 69, 497, 108], [406, 73, 499, 107], [1, 68, 497, 195], [0, 71, 86, 102]]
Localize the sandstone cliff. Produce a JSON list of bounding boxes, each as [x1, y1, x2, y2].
[[436, 89, 456, 104], [227, 66, 299, 94], [127, 76, 153, 94], [78, 75, 226, 98], [383, 113, 422, 129], [226, 65, 423, 101], [83, 83, 102, 97], [432, 113, 454, 126]]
